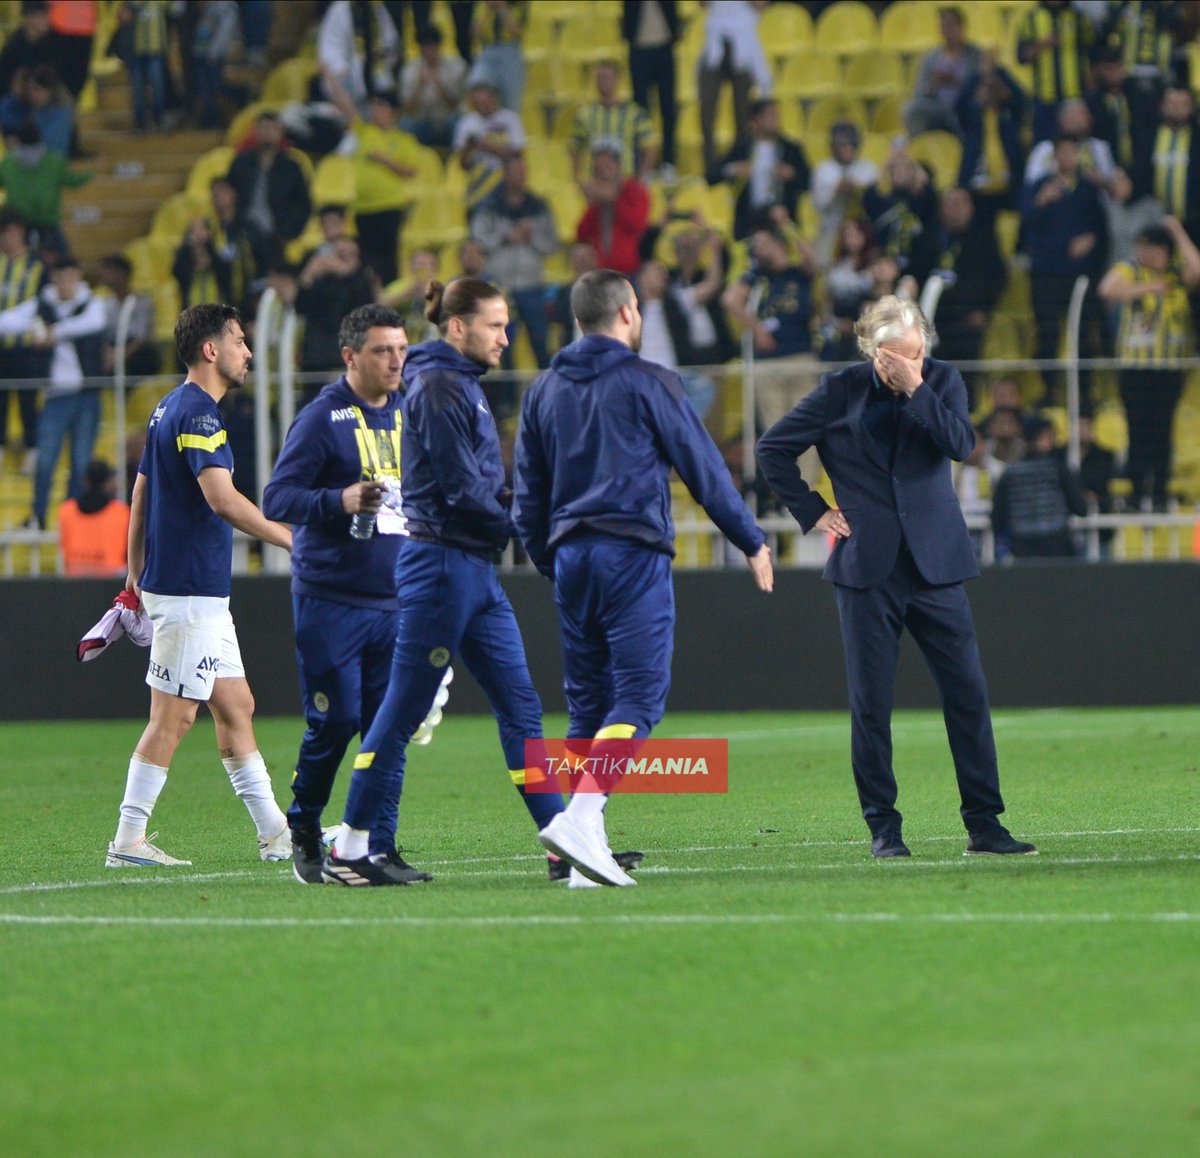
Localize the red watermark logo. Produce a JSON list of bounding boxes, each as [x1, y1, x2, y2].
[[524, 738, 729, 794]]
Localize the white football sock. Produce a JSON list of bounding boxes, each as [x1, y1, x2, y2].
[[114, 755, 169, 847], [335, 824, 369, 861], [566, 790, 608, 824], [222, 752, 286, 838]]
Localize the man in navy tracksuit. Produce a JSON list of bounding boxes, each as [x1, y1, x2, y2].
[[264, 304, 450, 884], [322, 279, 572, 887], [756, 295, 1036, 859], [514, 269, 774, 887]]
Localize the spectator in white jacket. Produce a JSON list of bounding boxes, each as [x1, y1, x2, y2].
[[318, 0, 400, 115], [811, 121, 880, 267], [0, 255, 106, 529]]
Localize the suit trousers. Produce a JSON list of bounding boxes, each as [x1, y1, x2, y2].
[[833, 546, 1006, 837]]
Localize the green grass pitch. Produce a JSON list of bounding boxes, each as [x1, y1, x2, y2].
[[1, 708, 1198, 1157]]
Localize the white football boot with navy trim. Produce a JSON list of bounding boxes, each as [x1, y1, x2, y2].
[[105, 833, 192, 867]]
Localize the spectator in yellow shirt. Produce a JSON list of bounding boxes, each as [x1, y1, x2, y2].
[[327, 78, 422, 286]]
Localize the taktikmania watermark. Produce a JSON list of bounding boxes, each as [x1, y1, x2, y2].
[[524, 739, 729, 794]]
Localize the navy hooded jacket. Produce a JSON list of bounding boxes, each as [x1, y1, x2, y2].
[[263, 376, 402, 610], [399, 339, 515, 556], [513, 334, 764, 575]]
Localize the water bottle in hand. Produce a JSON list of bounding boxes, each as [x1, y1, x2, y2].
[[349, 511, 376, 539], [350, 474, 379, 540]]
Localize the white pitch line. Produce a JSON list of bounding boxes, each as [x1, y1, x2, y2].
[[0, 871, 260, 896], [2, 828, 1198, 895], [430, 825, 1200, 865], [447, 851, 1200, 879], [1, 911, 1198, 930]]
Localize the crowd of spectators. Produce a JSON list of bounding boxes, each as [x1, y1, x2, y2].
[[6, 0, 1200, 553]]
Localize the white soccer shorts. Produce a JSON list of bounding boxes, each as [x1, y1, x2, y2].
[[141, 592, 246, 701]]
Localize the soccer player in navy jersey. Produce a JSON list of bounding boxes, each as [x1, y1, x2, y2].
[[108, 304, 294, 868], [513, 269, 773, 886], [322, 279, 569, 886]]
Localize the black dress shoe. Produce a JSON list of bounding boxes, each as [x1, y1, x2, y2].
[[965, 829, 1038, 855], [872, 832, 911, 858]]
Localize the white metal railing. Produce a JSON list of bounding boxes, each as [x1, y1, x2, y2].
[[4, 309, 1200, 575], [252, 287, 295, 576]]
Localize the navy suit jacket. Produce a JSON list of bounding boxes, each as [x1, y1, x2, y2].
[[756, 358, 979, 590]]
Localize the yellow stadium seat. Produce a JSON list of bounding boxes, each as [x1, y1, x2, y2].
[[670, 181, 735, 236], [184, 146, 235, 204], [966, 3, 1011, 51], [559, 11, 622, 66], [806, 95, 869, 138], [776, 49, 842, 103], [263, 57, 318, 104], [995, 209, 1021, 259], [878, 1, 942, 55], [127, 380, 175, 431], [443, 157, 468, 198], [553, 101, 582, 144], [409, 146, 445, 195], [859, 131, 893, 168], [122, 235, 175, 292], [285, 217, 327, 266], [404, 194, 468, 250], [843, 48, 907, 101], [757, 3, 814, 69], [547, 184, 587, 244], [312, 154, 357, 207], [150, 193, 204, 245], [534, 139, 575, 188], [813, 2, 879, 57], [526, 54, 574, 105], [523, 6, 560, 56], [907, 130, 962, 187], [1092, 404, 1128, 454], [153, 283, 183, 342], [869, 93, 906, 135], [226, 101, 280, 147]]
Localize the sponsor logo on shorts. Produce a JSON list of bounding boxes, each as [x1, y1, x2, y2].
[[149, 661, 172, 682], [313, 692, 330, 713], [523, 739, 729, 795], [429, 647, 451, 668], [195, 655, 220, 682]]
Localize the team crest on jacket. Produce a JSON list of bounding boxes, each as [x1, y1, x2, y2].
[[429, 647, 451, 668]]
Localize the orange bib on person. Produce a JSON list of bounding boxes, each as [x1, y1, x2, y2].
[[50, 2, 98, 37], [59, 498, 130, 576]]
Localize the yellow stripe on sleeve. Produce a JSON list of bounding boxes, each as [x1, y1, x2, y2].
[[353, 752, 375, 769], [176, 430, 228, 454]]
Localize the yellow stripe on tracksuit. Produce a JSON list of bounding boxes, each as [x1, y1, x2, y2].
[[512, 724, 637, 784], [354, 752, 375, 769], [176, 430, 228, 453]]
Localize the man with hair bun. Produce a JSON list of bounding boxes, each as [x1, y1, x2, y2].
[[323, 279, 642, 886], [756, 295, 1036, 860]]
